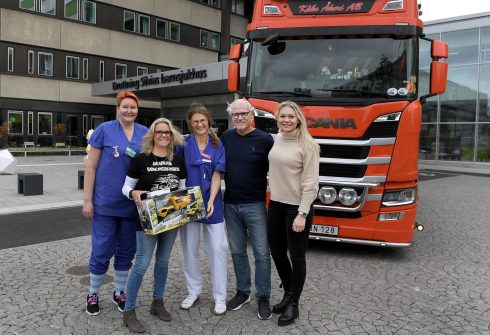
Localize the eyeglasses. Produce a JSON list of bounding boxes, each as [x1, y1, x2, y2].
[[155, 130, 171, 137], [231, 111, 250, 119]]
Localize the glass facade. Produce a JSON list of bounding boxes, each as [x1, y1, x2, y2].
[[420, 25, 490, 163]]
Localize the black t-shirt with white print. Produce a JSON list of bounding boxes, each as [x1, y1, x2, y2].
[[127, 152, 186, 193]]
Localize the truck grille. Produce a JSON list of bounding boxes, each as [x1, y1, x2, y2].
[[319, 163, 367, 178], [320, 144, 369, 159], [314, 119, 398, 212]]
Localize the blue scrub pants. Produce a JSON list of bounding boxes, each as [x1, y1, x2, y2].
[[89, 214, 137, 275]]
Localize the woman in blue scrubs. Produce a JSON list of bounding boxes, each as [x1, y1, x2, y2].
[[178, 103, 228, 315], [82, 91, 148, 316]]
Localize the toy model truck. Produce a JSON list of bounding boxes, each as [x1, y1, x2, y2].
[[228, 0, 448, 247]]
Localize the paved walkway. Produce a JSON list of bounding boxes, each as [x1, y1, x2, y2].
[[1, 156, 490, 334], [0, 155, 85, 215]]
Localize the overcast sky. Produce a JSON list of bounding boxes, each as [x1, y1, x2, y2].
[[419, 0, 490, 22]]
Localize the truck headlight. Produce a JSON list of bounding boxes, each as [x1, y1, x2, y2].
[[382, 188, 416, 207], [318, 186, 337, 204], [338, 188, 357, 206]]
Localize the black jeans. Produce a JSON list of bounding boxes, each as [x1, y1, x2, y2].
[[267, 200, 313, 304]]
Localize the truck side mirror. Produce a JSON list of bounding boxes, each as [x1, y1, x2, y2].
[[430, 61, 448, 95], [421, 39, 449, 102], [228, 62, 240, 92], [228, 44, 242, 93], [431, 40, 448, 59]]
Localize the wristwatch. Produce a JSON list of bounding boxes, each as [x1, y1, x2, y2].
[[129, 190, 134, 200], [298, 211, 307, 218]]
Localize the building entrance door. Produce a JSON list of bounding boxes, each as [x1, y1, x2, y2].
[[67, 115, 80, 146]]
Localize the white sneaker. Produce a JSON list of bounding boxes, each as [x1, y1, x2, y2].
[[180, 295, 199, 310], [214, 300, 226, 315]]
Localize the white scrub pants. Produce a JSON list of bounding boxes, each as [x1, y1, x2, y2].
[[179, 221, 228, 301]]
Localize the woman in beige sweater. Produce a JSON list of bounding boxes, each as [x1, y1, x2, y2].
[[268, 101, 320, 326]]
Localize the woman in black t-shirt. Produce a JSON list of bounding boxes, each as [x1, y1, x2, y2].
[[121, 118, 186, 333]]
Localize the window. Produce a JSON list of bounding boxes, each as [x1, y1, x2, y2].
[[82, 0, 96, 23], [124, 10, 136, 32], [211, 33, 220, 50], [41, 0, 56, 14], [200, 0, 220, 7], [8, 47, 14, 72], [65, 0, 95, 22], [28, 112, 34, 135], [139, 14, 150, 35], [64, 0, 78, 19], [19, 0, 35, 11], [200, 30, 220, 50], [20, 0, 56, 14], [115, 63, 127, 79], [66, 56, 80, 79], [28, 50, 34, 74], [440, 65, 478, 122], [99, 60, 104, 81], [8, 111, 23, 135], [200, 30, 209, 48], [156, 20, 180, 41], [83, 58, 88, 80], [170, 22, 180, 41], [231, 0, 244, 15], [91, 115, 104, 129], [231, 37, 243, 46], [137, 66, 148, 76], [38, 112, 52, 135], [442, 29, 478, 66], [156, 19, 167, 39], [38, 52, 53, 76]]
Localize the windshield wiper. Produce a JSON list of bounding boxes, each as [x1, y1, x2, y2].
[[255, 90, 313, 97], [316, 88, 385, 97]]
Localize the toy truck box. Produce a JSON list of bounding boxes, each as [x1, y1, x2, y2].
[[138, 186, 206, 235]]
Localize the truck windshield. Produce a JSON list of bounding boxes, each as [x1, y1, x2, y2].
[[247, 37, 418, 101]]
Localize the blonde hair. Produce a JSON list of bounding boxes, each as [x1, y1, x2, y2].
[[141, 118, 183, 161], [276, 101, 320, 154], [186, 103, 220, 148]]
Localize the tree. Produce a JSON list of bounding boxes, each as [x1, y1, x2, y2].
[[0, 122, 10, 149]]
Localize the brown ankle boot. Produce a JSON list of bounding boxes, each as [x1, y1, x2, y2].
[[123, 309, 145, 333], [150, 299, 171, 322]]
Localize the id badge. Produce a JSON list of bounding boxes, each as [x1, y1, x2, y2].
[[125, 146, 136, 158]]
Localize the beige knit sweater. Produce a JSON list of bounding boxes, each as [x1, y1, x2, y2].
[[268, 129, 320, 215]]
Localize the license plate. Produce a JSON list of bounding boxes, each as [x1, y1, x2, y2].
[[310, 224, 338, 236]]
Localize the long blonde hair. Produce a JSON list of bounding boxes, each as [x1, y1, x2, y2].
[[141, 118, 183, 161], [276, 101, 320, 154]]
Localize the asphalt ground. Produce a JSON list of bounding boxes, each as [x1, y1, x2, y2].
[[0, 156, 490, 334]]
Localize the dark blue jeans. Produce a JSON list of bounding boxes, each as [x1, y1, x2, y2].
[[225, 202, 271, 298], [267, 200, 313, 304]]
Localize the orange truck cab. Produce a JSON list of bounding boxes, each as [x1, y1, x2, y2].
[[228, 0, 448, 247]]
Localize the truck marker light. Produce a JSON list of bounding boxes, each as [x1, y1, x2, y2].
[[378, 212, 405, 221]]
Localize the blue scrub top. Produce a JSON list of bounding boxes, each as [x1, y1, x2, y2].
[[89, 120, 148, 217], [179, 134, 226, 224]]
